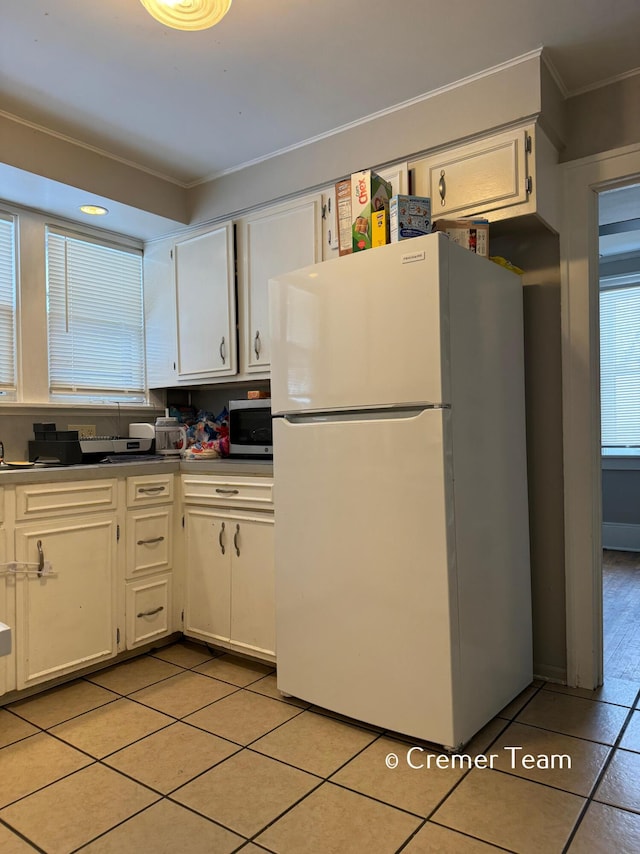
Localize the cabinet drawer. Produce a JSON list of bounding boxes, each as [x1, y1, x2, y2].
[[182, 475, 273, 509], [127, 473, 174, 507], [15, 479, 117, 521], [126, 507, 173, 579], [126, 574, 172, 649]]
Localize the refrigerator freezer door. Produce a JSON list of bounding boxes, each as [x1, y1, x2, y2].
[[269, 233, 451, 415], [273, 407, 460, 746]]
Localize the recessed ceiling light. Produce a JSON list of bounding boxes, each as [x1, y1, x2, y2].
[[79, 205, 109, 216]]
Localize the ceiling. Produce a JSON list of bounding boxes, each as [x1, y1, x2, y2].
[[1, 0, 640, 238]]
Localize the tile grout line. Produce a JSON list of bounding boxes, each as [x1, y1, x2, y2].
[[560, 684, 640, 853], [393, 681, 548, 853]]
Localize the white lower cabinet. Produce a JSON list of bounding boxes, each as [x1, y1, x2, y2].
[[14, 513, 118, 689], [0, 522, 12, 697], [184, 506, 275, 661]]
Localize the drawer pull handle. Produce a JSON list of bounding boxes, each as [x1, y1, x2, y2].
[[220, 336, 226, 364], [254, 330, 261, 359], [138, 486, 165, 494], [438, 169, 446, 205], [219, 521, 226, 555], [234, 523, 240, 557], [137, 536, 165, 546], [137, 605, 164, 618], [215, 488, 239, 495], [37, 539, 44, 577]]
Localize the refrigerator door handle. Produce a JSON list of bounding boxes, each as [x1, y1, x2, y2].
[[281, 405, 449, 426]]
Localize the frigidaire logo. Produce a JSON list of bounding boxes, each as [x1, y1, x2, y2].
[[356, 177, 368, 205]]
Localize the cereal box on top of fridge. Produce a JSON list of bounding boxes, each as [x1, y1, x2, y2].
[[335, 178, 353, 256], [351, 170, 393, 252], [389, 195, 432, 242], [433, 218, 490, 257]]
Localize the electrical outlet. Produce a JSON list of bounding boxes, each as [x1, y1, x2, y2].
[[69, 424, 96, 439]]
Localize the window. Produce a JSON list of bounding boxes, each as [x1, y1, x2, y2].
[[600, 278, 640, 446], [46, 227, 146, 403], [0, 213, 17, 396]]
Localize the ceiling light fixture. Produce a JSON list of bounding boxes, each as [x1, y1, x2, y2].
[[79, 205, 109, 216], [139, 0, 232, 31]]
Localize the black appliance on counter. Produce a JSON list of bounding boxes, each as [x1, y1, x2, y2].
[[28, 423, 155, 466], [228, 399, 273, 458]]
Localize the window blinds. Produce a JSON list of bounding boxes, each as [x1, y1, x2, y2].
[[600, 282, 640, 446], [0, 215, 16, 392], [46, 228, 146, 403]]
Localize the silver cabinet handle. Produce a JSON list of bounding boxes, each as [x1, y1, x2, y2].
[[215, 488, 239, 495], [438, 169, 446, 206], [220, 336, 226, 364], [136, 536, 165, 546], [137, 605, 164, 618], [37, 539, 44, 577], [254, 330, 261, 359], [218, 521, 226, 555], [138, 486, 165, 494], [234, 523, 240, 557]]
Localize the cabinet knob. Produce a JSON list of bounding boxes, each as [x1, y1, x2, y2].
[[438, 169, 446, 206]]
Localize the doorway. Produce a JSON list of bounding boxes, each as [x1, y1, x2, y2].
[[562, 143, 640, 689], [599, 181, 640, 682]]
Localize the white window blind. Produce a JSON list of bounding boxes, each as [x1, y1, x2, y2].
[[46, 228, 146, 403], [600, 281, 640, 446], [0, 214, 17, 393]]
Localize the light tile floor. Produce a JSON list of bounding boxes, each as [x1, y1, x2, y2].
[[0, 641, 639, 853]]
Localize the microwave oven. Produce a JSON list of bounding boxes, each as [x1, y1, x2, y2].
[[228, 399, 273, 458]]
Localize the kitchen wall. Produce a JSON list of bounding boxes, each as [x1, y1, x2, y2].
[[561, 75, 640, 163], [0, 204, 165, 459], [0, 408, 162, 462]]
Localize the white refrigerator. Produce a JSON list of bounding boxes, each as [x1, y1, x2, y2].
[[268, 232, 532, 750]]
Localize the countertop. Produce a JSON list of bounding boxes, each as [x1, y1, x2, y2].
[[0, 457, 273, 484]]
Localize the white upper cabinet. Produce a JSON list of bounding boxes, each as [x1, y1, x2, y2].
[[174, 223, 237, 382], [237, 195, 322, 374], [144, 236, 179, 389], [411, 124, 559, 231]]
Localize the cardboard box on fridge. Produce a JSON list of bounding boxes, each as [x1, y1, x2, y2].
[[335, 178, 353, 256], [390, 195, 432, 242], [351, 169, 393, 252], [433, 218, 490, 257]]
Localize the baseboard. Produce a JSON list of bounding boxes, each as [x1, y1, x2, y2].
[[602, 522, 640, 552]]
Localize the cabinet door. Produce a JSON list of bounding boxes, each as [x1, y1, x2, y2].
[[175, 224, 237, 381], [238, 195, 321, 373], [184, 508, 231, 644], [229, 514, 275, 658], [0, 526, 10, 697], [412, 127, 530, 219], [14, 514, 117, 689], [144, 236, 178, 388]]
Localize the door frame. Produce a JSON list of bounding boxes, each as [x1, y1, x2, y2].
[[561, 142, 640, 688]]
